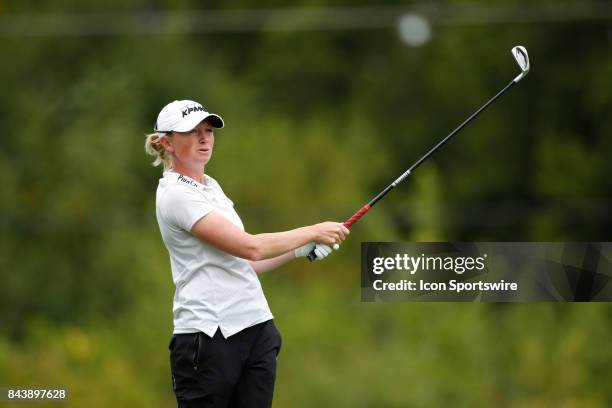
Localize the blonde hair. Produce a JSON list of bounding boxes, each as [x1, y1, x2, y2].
[[144, 132, 173, 171]]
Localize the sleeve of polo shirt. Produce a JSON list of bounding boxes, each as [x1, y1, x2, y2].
[[160, 186, 214, 231]]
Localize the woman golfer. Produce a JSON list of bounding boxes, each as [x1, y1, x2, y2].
[[145, 100, 349, 408]]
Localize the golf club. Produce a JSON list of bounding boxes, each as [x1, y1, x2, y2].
[[308, 45, 530, 261]]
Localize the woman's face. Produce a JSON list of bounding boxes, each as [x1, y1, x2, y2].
[[165, 120, 215, 171]]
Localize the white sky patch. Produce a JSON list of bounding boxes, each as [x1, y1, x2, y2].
[[398, 14, 431, 47]]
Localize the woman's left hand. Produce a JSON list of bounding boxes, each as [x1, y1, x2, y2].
[[295, 242, 337, 260]]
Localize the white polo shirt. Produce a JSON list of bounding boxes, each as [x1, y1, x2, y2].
[[155, 171, 273, 338]]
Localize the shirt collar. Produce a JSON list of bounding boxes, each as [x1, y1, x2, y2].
[[163, 171, 210, 189]]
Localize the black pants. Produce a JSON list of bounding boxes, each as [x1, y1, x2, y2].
[[169, 320, 282, 408]]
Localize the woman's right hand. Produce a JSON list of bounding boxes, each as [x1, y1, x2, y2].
[[311, 222, 350, 247]]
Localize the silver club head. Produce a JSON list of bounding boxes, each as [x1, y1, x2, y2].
[[511, 46, 530, 83]]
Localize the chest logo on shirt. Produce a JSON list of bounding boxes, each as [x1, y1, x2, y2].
[[178, 174, 198, 188]]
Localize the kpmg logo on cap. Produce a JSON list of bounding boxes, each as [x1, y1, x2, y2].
[[182, 105, 207, 118]]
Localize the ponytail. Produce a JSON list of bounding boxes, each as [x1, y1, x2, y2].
[[144, 133, 173, 170]]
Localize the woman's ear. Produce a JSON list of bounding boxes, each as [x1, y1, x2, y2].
[[160, 135, 174, 152]]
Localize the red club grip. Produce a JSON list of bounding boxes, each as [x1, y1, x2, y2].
[[307, 203, 372, 262], [344, 204, 371, 229]]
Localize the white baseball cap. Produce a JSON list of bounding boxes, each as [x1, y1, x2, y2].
[[154, 100, 224, 133]]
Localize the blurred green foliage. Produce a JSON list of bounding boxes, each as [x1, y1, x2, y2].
[[1, 0, 611, 406]]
